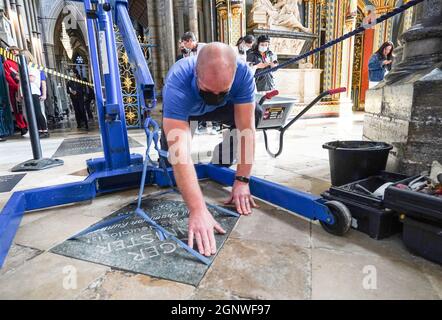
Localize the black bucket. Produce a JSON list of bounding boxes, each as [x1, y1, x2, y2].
[[323, 140, 393, 186]]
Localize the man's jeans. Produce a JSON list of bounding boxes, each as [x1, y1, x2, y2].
[[160, 102, 263, 167]]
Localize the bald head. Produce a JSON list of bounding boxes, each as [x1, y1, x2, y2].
[[196, 42, 237, 94]]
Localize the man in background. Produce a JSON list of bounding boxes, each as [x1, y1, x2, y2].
[[67, 69, 88, 130], [181, 32, 205, 58]]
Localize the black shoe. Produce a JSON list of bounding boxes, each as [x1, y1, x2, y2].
[[39, 132, 50, 139], [20, 128, 28, 136], [0, 137, 6, 142]]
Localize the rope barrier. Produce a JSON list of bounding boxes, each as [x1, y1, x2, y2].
[[0, 47, 93, 87], [255, 0, 425, 78]]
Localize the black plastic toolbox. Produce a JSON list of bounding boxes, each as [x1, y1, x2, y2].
[[321, 172, 408, 239], [401, 216, 442, 265], [384, 179, 442, 224]]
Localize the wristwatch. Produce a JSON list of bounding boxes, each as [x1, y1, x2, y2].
[[235, 176, 250, 184]]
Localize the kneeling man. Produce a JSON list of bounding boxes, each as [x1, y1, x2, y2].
[[161, 43, 262, 257]]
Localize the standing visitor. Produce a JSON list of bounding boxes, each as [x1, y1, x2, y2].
[[247, 35, 278, 92], [67, 69, 88, 130], [3, 46, 27, 135], [180, 32, 205, 58], [21, 50, 49, 138], [368, 41, 394, 88], [235, 35, 255, 63]]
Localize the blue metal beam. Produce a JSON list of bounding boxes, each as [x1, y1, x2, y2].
[[0, 162, 335, 268], [202, 164, 334, 223], [112, 0, 156, 110]]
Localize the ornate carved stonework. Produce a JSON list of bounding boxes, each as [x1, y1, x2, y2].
[[248, 0, 317, 58], [216, 0, 245, 45], [271, 37, 306, 55], [248, 0, 309, 33]]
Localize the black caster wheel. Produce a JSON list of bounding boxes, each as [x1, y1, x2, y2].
[[320, 200, 352, 236]]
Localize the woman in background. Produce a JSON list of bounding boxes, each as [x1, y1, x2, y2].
[[368, 41, 394, 88], [247, 35, 278, 92], [235, 34, 255, 63]]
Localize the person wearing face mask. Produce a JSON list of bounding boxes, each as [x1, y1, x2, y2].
[[235, 35, 255, 63], [181, 32, 205, 58], [160, 43, 262, 258], [247, 35, 278, 92]]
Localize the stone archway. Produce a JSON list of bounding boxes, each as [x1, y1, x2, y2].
[[39, 0, 88, 69], [51, 9, 89, 77], [43, 0, 88, 46]]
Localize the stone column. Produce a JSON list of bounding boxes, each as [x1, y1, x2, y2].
[[3, 0, 19, 47], [9, 0, 24, 49], [31, 0, 44, 65], [202, 0, 214, 42], [22, 0, 35, 58], [145, 0, 163, 91], [145, 0, 176, 93], [363, 0, 442, 175], [188, 0, 199, 36], [163, 0, 176, 68]]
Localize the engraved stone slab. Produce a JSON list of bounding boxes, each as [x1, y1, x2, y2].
[[50, 198, 239, 286], [52, 136, 143, 157], [0, 174, 26, 193]]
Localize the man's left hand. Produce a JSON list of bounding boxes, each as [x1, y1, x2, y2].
[[40, 95, 46, 101], [224, 181, 258, 215]]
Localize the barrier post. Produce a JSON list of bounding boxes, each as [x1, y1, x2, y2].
[[11, 54, 64, 172], [18, 54, 42, 160]]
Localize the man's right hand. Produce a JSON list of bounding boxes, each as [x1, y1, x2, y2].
[[188, 209, 226, 256]]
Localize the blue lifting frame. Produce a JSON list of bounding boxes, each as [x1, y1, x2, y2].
[[0, 0, 336, 268]]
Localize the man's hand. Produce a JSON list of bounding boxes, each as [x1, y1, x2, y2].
[[225, 180, 258, 215], [188, 209, 226, 256], [163, 117, 226, 257], [40, 94, 46, 101]]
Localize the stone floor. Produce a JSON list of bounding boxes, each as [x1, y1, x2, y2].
[[0, 112, 441, 300]]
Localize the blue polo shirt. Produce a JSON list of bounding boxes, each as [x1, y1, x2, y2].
[[162, 56, 256, 121]]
